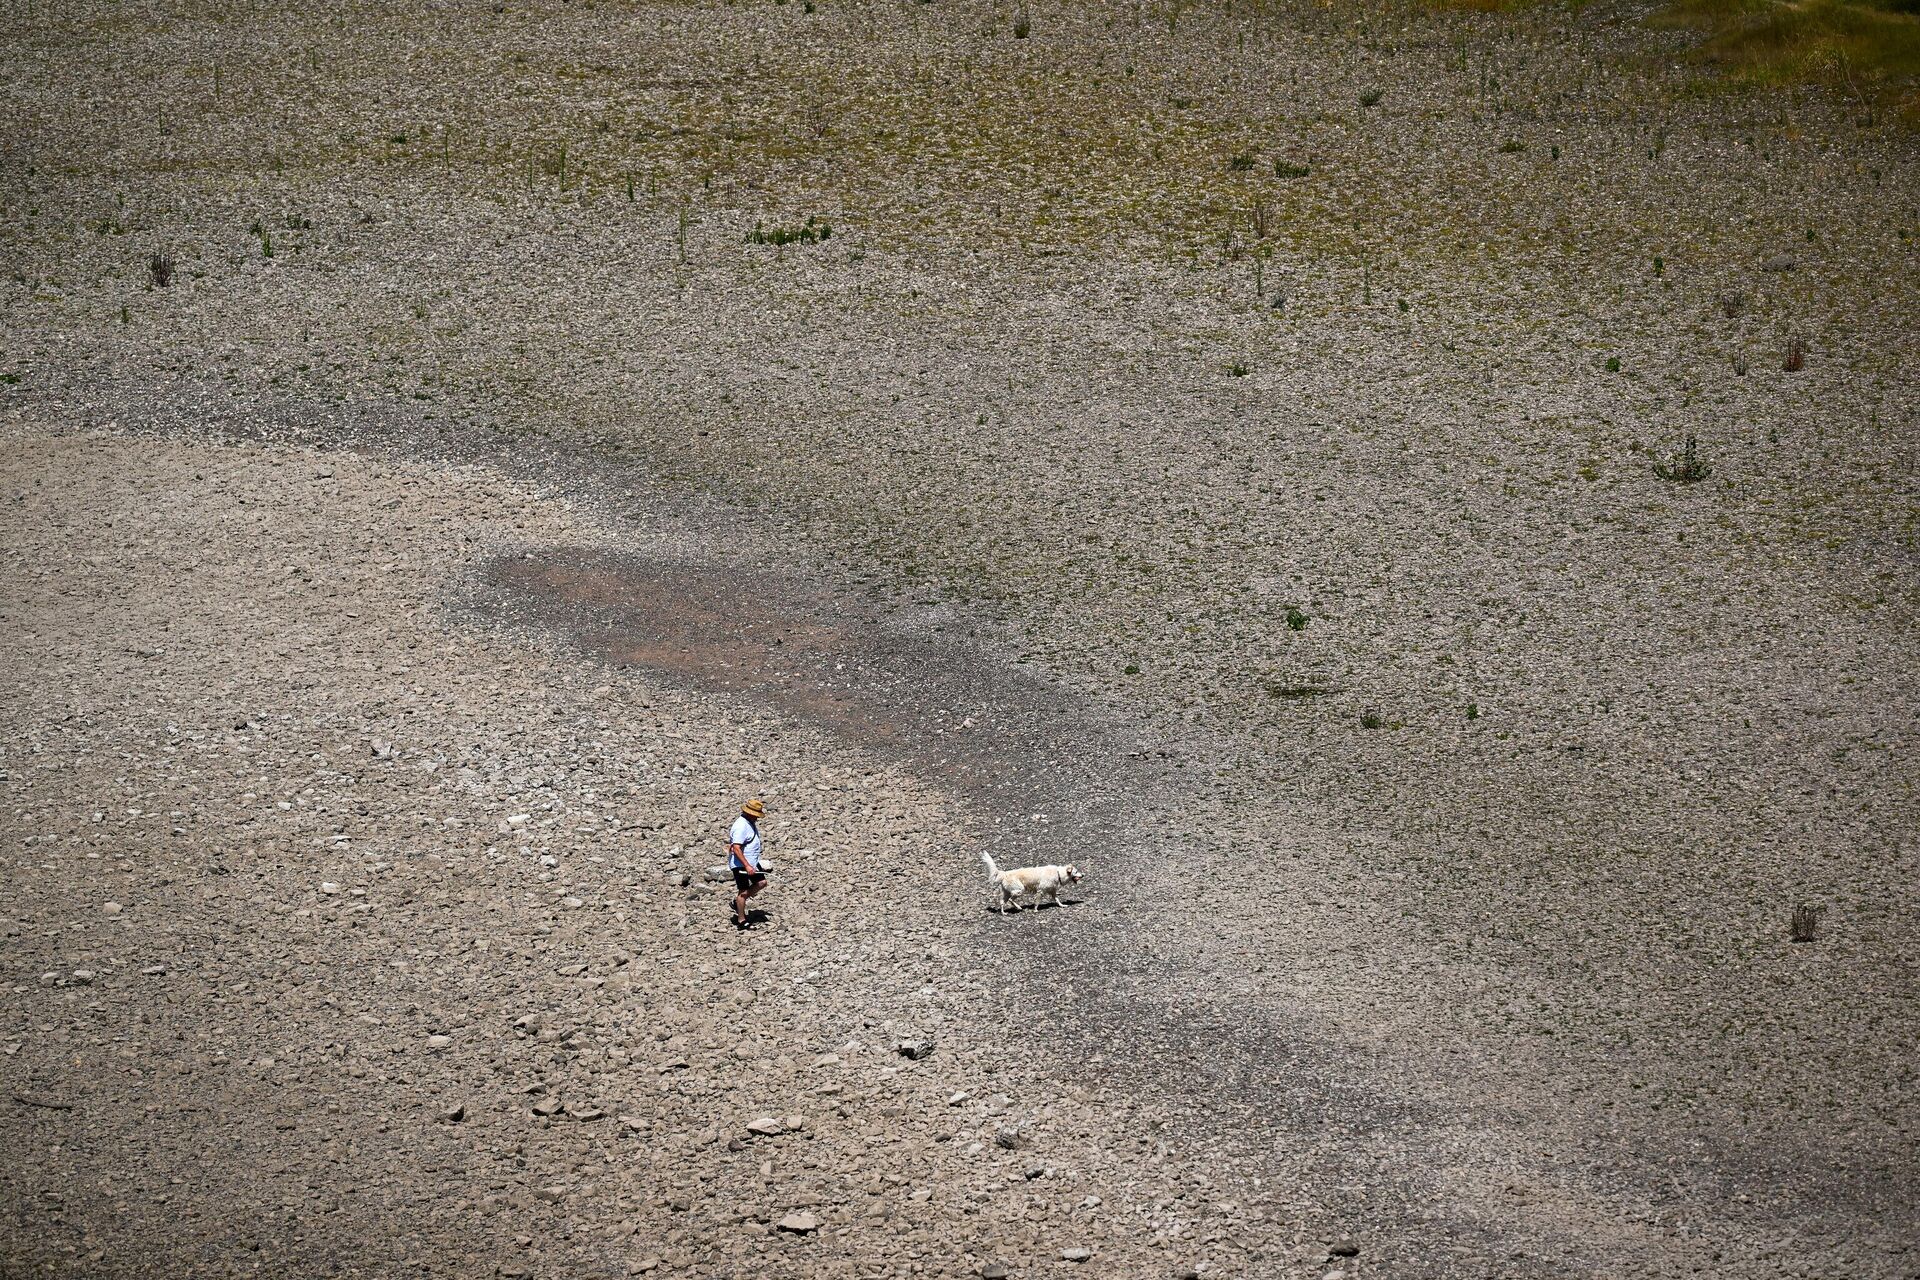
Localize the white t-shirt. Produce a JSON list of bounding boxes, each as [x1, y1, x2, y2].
[[728, 815, 763, 871]]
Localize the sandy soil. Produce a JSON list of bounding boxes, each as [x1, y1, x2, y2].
[[2, 0, 1917, 1276]]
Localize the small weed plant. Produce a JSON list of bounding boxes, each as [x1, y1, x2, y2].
[[748, 216, 832, 246], [1654, 433, 1712, 483]]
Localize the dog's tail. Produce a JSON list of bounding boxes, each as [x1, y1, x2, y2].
[[980, 851, 1000, 882]]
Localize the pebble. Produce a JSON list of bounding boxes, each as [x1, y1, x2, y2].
[[1062, 1247, 1092, 1263], [102, 901, 123, 916], [427, 1034, 452, 1051], [898, 1039, 933, 1061], [746, 1117, 785, 1137], [1329, 1236, 1359, 1257]]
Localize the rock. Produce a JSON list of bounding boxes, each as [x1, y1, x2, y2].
[[994, 1127, 1022, 1149], [440, 1104, 466, 1123], [1062, 1247, 1092, 1263], [1174, 1268, 1200, 1280], [530, 1096, 562, 1117], [427, 1034, 452, 1051], [1761, 253, 1797, 272], [566, 1104, 604, 1121], [898, 1039, 933, 1061], [72, 970, 95, 984], [981, 1265, 1010, 1280], [746, 1117, 785, 1137], [1329, 1237, 1359, 1258], [703, 865, 731, 883], [1323, 1271, 1348, 1280], [775, 1211, 819, 1234], [633, 1259, 660, 1274], [319, 882, 340, 895], [102, 901, 123, 916]]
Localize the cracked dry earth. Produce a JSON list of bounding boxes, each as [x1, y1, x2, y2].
[[4, 0, 1920, 1277]]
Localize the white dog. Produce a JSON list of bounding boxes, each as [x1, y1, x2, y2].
[[981, 852, 1083, 913]]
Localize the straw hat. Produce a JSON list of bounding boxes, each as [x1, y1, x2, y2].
[[742, 799, 766, 820]]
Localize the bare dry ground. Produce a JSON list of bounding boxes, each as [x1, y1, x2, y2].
[[2, 0, 1917, 1276]]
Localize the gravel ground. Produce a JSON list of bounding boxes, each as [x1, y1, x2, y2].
[[2, 0, 1917, 1276]]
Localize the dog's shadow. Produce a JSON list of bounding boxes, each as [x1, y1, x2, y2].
[[985, 897, 1084, 916]]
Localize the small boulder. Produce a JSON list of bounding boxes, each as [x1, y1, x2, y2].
[[775, 1211, 819, 1234], [1062, 1247, 1093, 1263], [1329, 1237, 1359, 1258], [746, 1117, 785, 1137], [897, 1039, 933, 1061]]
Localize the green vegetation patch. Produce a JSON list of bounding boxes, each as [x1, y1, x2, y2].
[[1656, 0, 1920, 112]]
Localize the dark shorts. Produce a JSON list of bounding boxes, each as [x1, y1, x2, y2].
[[732, 870, 766, 893]]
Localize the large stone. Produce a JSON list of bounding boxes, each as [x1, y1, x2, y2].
[[746, 1117, 785, 1137], [775, 1211, 819, 1234], [1062, 1247, 1092, 1263]]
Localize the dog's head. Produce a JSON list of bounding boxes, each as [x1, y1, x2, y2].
[[1064, 864, 1084, 883]]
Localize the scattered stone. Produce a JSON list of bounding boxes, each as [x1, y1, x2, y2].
[[530, 1096, 562, 1117], [775, 1211, 819, 1234], [426, 1034, 452, 1051], [1062, 1247, 1092, 1263], [102, 901, 123, 916], [440, 1104, 466, 1123], [981, 1265, 1010, 1279], [1760, 253, 1797, 272], [994, 1127, 1022, 1149], [1329, 1236, 1359, 1258], [898, 1039, 933, 1061], [746, 1117, 785, 1137]]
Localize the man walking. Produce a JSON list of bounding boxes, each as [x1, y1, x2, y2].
[[728, 798, 768, 930]]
